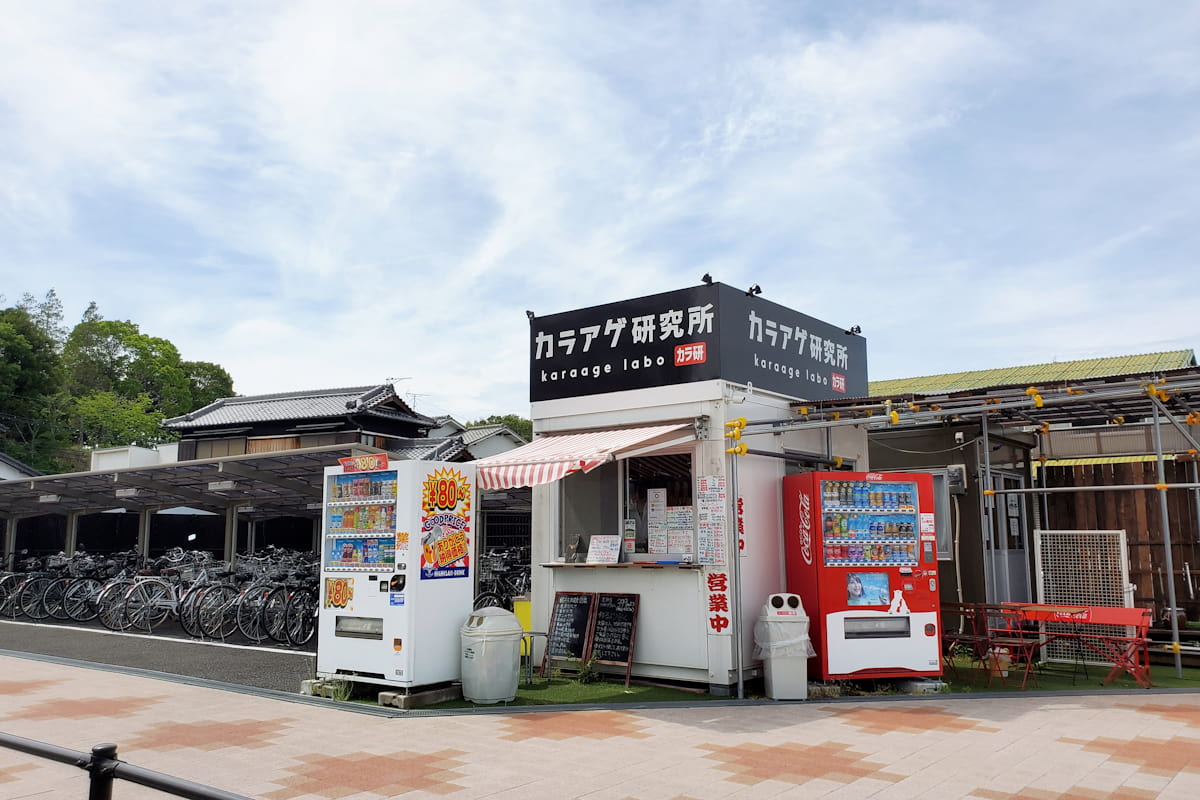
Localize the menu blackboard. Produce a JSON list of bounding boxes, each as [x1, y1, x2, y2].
[[539, 591, 641, 686], [592, 593, 639, 686], [542, 592, 596, 671]]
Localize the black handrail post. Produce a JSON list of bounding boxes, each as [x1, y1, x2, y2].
[[86, 743, 120, 800]]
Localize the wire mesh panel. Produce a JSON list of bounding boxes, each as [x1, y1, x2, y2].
[[1033, 529, 1131, 663]]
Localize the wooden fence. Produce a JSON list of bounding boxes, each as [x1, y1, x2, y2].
[[1040, 460, 1200, 619]]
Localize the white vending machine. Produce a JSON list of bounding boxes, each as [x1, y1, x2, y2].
[[316, 455, 477, 689]]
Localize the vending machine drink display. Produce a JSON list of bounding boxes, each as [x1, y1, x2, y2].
[[782, 471, 942, 681], [317, 455, 477, 689]]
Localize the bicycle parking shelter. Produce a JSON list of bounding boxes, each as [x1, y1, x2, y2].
[[0, 444, 389, 563]]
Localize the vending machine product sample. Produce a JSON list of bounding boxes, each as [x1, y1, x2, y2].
[[782, 471, 942, 681], [317, 456, 477, 689]]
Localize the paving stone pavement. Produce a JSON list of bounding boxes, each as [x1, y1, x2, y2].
[[1, 651, 1199, 799]]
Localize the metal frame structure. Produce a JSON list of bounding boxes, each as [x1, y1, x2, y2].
[[728, 367, 1200, 677]]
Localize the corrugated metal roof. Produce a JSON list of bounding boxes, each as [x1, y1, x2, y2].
[[868, 350, 1196, 396], [163, 385, 434, 429]]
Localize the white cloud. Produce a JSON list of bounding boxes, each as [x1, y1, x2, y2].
[[1, 1, 1198, 419]]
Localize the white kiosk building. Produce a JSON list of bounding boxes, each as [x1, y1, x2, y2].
[[475, 282, 870, 694]]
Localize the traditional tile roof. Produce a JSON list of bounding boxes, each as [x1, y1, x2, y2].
[[163, 385, 434, 430], [463, 424, 516, 446], [868, 350, 1197, 396], [389, 436, 469, 462]]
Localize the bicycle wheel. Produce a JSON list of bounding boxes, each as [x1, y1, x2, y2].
[[236, 585, 273, 642], [42, 577, 72, 620], [3, 577, 34, 618], [124, 579, 173, 632], [63, 577, 103, 622], [473, 591, 512, 611], [197, 584, 239, 639], [0, 575, 19, 616], [18, 576, 53, 619], [97, 579, 135, 631], [177, 584, 206, 638], [283, 588, 316, 646], [261, 586, 292, 644]]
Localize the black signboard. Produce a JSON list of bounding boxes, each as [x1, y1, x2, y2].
[[529, 282, 867, 403], [591, 593, 639, 687], [542, 592, 596, 671]]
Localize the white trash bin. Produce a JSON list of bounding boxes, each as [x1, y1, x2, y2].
[[460, 607, 525, 703], [753, 593, 814, 700]]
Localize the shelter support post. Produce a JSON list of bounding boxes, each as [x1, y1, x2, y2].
[[64, 512, 79, 555], [223, 505, 238, 563], [136, 510, 151, 559], [1, 517, 11, 565], [979, 414, 1000, 601], [1152, 402, 1184, 678]]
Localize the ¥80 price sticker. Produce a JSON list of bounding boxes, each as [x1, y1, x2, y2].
[[339, 454, 391, 473]]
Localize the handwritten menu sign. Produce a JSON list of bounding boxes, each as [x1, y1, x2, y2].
[[540, 591, 641, 686], [666, 506, 694, 554], [542, 592, 596, 671], [591, 593, 639, 686], [696, 475, 727, 565], [585, 534, 622, 564]]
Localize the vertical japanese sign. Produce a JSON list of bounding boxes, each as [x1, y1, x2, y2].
[[529, 282, 866, 402], [696, 475, 727, 566], [419, 468, 473, 581], [705, 571, 732, 636]]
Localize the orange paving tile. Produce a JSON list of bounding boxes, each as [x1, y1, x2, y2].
[[1059, 734, 1200, 777], [824, 704, 1002, 735], [260, 749, 469, 798], [0, 652, 1198, 800]]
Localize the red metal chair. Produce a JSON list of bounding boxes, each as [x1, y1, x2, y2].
[[986, 607, 1045, 690]]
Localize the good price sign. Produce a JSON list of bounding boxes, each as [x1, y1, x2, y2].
[[419, 468, 472, 581]]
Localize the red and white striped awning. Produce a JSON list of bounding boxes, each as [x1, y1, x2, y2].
[[475, 423, 694, 490]]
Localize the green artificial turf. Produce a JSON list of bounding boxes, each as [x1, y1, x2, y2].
[[426, 675, 722, 709], [941, 657, 1200, 693]]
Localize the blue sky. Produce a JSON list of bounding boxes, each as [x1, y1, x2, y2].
[[2, 1, 1198, 421]]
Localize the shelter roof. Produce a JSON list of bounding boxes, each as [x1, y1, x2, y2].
[[0, 444, 384, 521], [868, 350, 1196, 396], [162, 385, 434, 430]]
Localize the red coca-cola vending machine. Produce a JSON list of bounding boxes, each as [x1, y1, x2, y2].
[[782, 471, 942, 681]]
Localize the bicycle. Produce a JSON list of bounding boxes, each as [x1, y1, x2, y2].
[[473, 547, 531, 611]]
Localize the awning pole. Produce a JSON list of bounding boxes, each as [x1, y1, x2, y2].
[[1152, 402, 1184, 677]]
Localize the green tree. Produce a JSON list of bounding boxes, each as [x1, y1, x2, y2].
[[63, 318, 196, 418], [72, 391, 169, 449], [468, 414, 532, 442], [0, 306, 69, 471], [182, 360, 234, 410]]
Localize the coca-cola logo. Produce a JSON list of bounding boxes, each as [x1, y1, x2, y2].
[[798, 493, 812, 565]]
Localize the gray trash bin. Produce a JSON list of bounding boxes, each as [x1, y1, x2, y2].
[[753, 593, 814, 700], [460, 606, 525, 703]]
